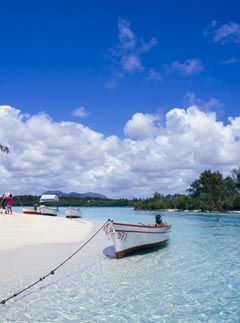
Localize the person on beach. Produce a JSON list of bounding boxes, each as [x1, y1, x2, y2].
[[1, 194, 7, 213], [6, 194, 13, 214], [0, 195, 3, 213]]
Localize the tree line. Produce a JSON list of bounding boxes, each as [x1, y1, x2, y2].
[[13, 195, 131, 207], [133, 168, 240, 212]]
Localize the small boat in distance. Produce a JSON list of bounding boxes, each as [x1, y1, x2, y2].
[[103, 215, 171, 259], [23, 194, 59, 216], [64, 207, 81, 219]]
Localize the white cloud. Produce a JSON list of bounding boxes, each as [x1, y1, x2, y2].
[[207, 21, 240, 44], [107, 18, 158, 85], [146, 68, 162, 81], [183, 92, 223, 112], [171, 58, 204, 76], [124, 113, 161, 139], [72, 107, 88, 118], [1, 105, 240, 198], [139, 38, 158, 53], [214, 22, 240, 44], [118, 18, 137, 51], [121, 55, 143, 72]]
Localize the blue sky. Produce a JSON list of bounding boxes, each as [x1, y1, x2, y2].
[[1, 0, 240, 136], [1, 1, 240, 197]]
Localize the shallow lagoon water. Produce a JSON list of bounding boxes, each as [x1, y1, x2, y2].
[[1, 207, 240, 322]]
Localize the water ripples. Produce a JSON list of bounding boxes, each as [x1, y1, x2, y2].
[[1, 208, 240, 322]]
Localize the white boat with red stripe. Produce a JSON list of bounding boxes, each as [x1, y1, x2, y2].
[[22, 194, 59, 217], [23, 205, 58, 216], [103, 216, 171, 258]]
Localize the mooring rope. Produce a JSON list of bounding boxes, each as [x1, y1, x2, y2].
[[0, 219, 109, 305]]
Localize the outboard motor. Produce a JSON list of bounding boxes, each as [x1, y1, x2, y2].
[[155, 214, 162, 225]]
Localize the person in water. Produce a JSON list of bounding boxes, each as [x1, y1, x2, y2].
[[216, 217, 221, 223]]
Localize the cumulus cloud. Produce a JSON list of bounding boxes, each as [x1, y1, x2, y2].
[[106, 18, 158, 86], [124, 113, 161, 139], [170, 58, 204, 76], [206, 21, 240, 44], [1, 105, 240, 198], [72, 107, 89, 118]]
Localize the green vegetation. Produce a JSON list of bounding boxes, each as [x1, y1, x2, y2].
[[11, 168, 240, 212], [13, 195, 131, 207], [133, 169, 240, 212]]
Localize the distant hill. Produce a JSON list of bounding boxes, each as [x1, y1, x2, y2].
[[43, 190, 107, 199]]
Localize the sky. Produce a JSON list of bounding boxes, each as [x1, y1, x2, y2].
[[0, 0, 240, 198]]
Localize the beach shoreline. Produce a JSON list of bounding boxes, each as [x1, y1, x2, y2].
[[0, 212, 96, 288], [0, 212, 93, 251]]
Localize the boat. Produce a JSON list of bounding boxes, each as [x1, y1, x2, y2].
[[64, 207, 81, 219], [23, 205, 59, 216], [103, 215, 171, 258], [23, 194, 59, 216]]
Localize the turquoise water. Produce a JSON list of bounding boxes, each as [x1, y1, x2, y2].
[[1, 207, 240, 322]]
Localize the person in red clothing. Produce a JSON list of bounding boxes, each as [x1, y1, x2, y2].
[[6, 194, 13, 214]]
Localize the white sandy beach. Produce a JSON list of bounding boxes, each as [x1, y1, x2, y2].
[[0, 212, 93, 251], [0, 213, 95, 286]]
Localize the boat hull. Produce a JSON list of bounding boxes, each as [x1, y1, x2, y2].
[[23, 209, 41, 215], [23, 207, 58, 216], [104, 221, 171, 258], [115, 239, 168, 258], [64, 208, 81, 219]]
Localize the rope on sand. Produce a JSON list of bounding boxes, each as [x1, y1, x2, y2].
[[0, 219, 109, 305]]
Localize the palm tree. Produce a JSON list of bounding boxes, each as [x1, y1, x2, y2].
[[0, 144, 9, 153], [232, 167, 240, 190]]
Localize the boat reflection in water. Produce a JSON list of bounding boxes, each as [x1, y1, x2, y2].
[[103, 215, 171, 259]]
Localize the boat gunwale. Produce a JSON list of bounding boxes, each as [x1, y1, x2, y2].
[[114, 229, 171, 234], [112, 221, 171, 229]]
